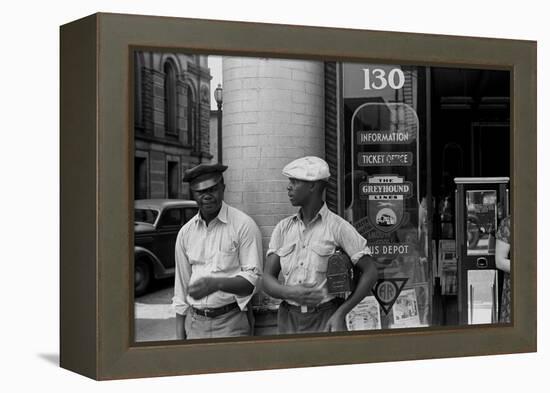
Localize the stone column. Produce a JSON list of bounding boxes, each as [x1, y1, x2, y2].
[[221, 57, 325, 251]]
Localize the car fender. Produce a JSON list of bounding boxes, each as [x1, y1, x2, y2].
[[134, 246, 171, 279]]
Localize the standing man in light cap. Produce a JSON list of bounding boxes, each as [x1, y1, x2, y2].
[[263, 156, 378, 334], [172, 163, 263, 339]]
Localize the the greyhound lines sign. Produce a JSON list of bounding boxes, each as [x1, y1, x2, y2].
[[360, 174, 413, 234]]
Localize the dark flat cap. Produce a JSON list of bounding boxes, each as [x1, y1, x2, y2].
[[183, 163, 228, 191]]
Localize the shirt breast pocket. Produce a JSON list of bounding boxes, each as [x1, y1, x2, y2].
[[310, 241, 335, 273], [277, 243, 297, 276], [214, 241, 239, 272]]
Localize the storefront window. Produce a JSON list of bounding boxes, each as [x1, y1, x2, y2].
[[341, 63, 510, 329]]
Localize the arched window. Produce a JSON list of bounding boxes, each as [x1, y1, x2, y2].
[[187, 87, 196, 146], [163, 61, 177, 136]]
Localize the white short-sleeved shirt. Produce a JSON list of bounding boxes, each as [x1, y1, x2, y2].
[[172, 201, 263, 315], [267, 203, 371, 306]]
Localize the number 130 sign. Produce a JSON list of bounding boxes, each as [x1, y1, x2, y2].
[[363, 68, 405, 90]]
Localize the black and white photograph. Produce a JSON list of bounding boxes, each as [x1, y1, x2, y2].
[[132, 51, 512, 342]]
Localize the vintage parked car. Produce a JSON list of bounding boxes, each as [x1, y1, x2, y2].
[[134, 199, 198, 296]]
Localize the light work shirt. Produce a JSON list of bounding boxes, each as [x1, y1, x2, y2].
[[172, 201, 263, 315], [267, 203, 371, 306]]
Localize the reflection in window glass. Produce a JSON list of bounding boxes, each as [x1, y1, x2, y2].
[[466, 190, 497, 255]]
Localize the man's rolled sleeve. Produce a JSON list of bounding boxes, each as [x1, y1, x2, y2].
[[235, 219, 263, 309], [172, 230, 191, 316], [336, 220, 372, 264]]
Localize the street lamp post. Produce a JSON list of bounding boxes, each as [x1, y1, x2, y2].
[[214, 84, 223, 164]]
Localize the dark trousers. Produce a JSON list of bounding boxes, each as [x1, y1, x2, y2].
[[277, 300, 340, 335]]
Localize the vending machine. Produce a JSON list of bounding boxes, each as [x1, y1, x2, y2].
[[454, 177, 509, 325]]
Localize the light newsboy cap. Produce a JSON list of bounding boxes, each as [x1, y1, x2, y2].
[[183, 163, 228, 191], [282, 156, 331, 181]]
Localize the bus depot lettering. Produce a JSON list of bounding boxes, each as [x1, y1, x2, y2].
[[358, 152, 413, 166], [360, 182, 413, 198], [357, 130, 413, 145], [368, 242, 414, 258]]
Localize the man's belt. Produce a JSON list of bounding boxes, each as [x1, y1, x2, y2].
[[192, 302, 239, 318], [281, 298, 343, 314]]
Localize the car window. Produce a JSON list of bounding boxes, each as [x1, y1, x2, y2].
[[158, 208, 182, 228], [184, 208, 198, 223], [135, 208, 159, 224]]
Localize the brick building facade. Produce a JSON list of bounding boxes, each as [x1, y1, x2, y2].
[[134, 51, 212, 200]]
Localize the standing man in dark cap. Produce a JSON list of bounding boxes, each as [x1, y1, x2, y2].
[[262, 156, 378, 334], [172, 163, 263, 339]]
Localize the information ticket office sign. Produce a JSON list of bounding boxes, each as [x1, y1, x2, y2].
[[343, 63, 430, 329]]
